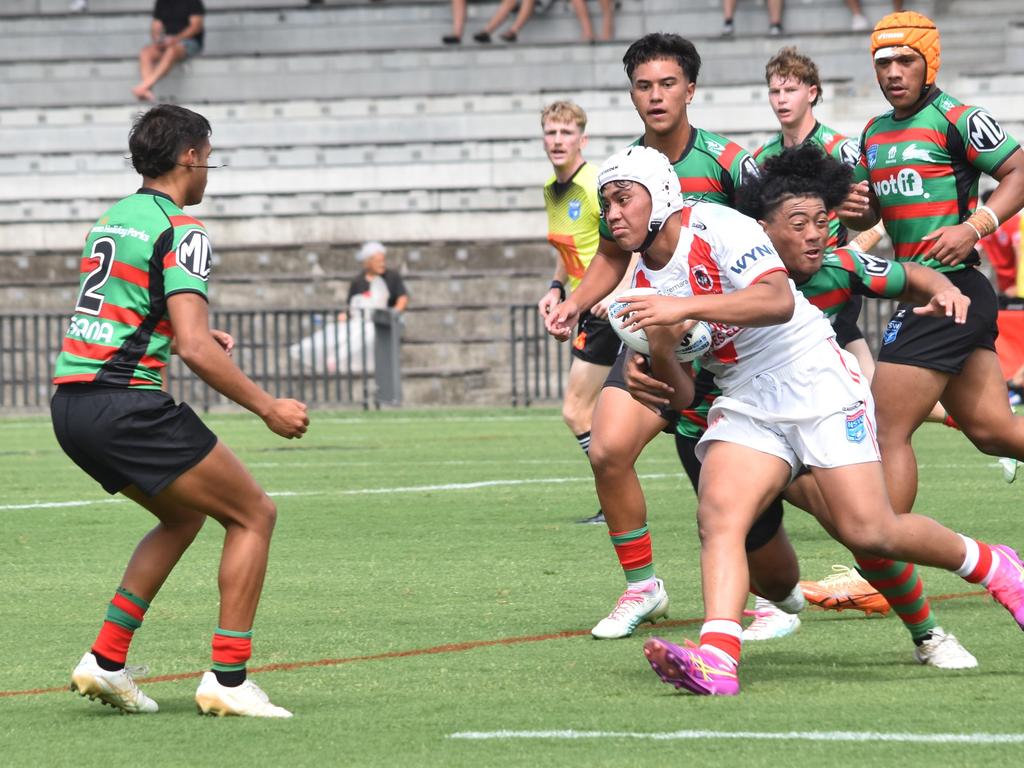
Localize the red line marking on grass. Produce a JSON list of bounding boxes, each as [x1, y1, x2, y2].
[[0, 590, 989, 699]]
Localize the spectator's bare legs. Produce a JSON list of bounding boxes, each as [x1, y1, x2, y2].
[[768, 0, 783, 27], [133, 41, 187, 102], [124, 441, 278, 631], [479, 0, 518, 35], [598, 0, 613, 40], [446, 0, 467, 41], [504, 0, 535, 39], [568, 0, 595, 42], [892, 0, 904, 10]]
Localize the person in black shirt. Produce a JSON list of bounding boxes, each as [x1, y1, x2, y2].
[[133, 0, 205, 102], [339, 241, 409, 322]]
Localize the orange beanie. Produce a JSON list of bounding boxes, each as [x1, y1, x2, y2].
[[871, 11, 941, 85]]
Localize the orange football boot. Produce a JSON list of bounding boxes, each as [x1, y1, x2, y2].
[[799, 565, 891, 616]]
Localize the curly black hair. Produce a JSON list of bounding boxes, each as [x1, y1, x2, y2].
[[129, 105, 211, 179], [736, 143, 851, 221], [622, 33, 701, 84]]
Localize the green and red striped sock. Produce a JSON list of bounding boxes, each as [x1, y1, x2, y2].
[[854, 557, 936, 642], [609, 525, 655, 586], [212, 627, 253, 687], [92, 586, 150, 668]]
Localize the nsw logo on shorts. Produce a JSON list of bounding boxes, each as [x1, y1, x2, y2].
[[882, 319, 902, 345], [844, 402, 867, 443]]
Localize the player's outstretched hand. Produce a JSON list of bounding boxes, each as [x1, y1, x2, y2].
[[264, 398, 309, 439], [921, 224, 979, 266], [623, 353, 673, 412], [617, 294, 689, 330], [835, 181, 873, 222], [210, 328, 235, 356], [544, 300, 579, 342], [913, 287, 971, 324]]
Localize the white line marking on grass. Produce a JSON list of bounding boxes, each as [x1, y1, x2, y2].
[[0, 499, 125, 511], [269, 473, 678, 498], [249, 458, 681, 469], [448, 729, 1024, 744]]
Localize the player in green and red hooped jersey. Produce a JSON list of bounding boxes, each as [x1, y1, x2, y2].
[[543, 34, 803, 642], [837, 12, 1024, 521], [57, 105, 308, 717]]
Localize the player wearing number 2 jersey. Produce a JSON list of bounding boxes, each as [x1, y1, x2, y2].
[[837, 12, 1024, 524], [52, 105, 308, 719]]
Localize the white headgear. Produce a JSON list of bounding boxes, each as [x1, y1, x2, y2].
[[598, 145, 684, 251], [356, 241, 386, 262]]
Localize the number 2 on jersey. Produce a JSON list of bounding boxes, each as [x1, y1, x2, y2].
[[75, 237, 116, 315]]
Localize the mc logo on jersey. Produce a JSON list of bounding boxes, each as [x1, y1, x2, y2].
[[568, 199, 582, 221], [872, 168, 927, 198], [839, 139, 860, 168], [967, 110, 1006, 152], [176, 229, 212, 281]]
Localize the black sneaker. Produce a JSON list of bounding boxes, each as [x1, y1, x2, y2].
[[576, 510, 606, 525]]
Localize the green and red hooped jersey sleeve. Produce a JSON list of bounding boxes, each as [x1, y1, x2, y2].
[[854, 89, 1021, 271], [53, 192, 212, 389], [599, 129, 759, 240], [797, 246, 909, 319]]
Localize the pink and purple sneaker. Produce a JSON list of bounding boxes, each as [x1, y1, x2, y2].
[[642, 637, 740, 696], [988, 545, 1024, 630]]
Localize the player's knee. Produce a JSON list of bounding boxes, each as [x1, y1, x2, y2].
[[834, 517, 893, 558], [587, 438, 630, 478], [964, 422, 1013, 456], [253, 494, 278, 535]]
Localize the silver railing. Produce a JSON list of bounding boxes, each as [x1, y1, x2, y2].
[[0, 308, 403, 411], [508, 298, 900, 406]]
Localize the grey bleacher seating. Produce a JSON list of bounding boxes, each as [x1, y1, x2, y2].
[[1, 0, 1022, 402]]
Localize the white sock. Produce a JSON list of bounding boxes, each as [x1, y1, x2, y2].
[[773, 584, 806, 615]]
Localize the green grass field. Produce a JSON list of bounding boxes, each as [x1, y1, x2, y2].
[[1, 407, 1022, 767]]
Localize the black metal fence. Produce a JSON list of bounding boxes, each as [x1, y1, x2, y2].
[[0, 308, 400, 411], [508, 298, 900, 406]]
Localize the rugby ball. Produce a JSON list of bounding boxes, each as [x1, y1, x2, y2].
[[608, 288, 713, 363]]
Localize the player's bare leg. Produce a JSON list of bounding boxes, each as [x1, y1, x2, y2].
[[644, 442, 787, 693], [588, 386, 670, 638], [562, 358, 607, 438], [696, 443, 790, 624], [155, 441, 277, 631], [563, 358, 611, 523], [588, 386, 666, 533], [871, 361, 947, 515], [118, 487, 208, 602], [942, 348, 1024, 459]]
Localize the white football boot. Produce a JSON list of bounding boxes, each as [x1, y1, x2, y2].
[[195, 672, 293, 718], [591, 579, 669, 639], [742, 599, 801, 641], [70, 652, 158, 713], [913, 627, 978, 670]]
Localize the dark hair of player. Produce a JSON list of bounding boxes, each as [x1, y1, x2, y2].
[[622, 33, 701, 84], [764, 46, 823, 107], [737, 143, 851, 221], [129, 105, 212, 179]]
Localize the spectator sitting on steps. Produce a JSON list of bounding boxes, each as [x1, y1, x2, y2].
[[132, 0, 205, 102]]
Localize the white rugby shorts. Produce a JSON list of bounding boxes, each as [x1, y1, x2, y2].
[[695, 338, 880, 471]]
